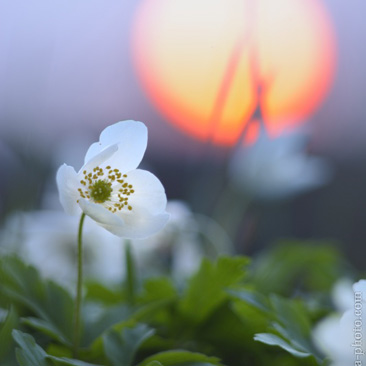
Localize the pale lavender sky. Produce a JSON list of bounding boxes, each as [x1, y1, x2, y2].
[[0, 0, 365, 161]]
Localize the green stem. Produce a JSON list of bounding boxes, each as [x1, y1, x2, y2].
[[125, 240, 135, 305], [73, 212, 86, 358]]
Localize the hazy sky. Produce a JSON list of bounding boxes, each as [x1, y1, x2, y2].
[[0, 0, 365, 160]]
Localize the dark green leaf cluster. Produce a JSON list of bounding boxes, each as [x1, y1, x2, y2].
[[0, 241, 347, 366]]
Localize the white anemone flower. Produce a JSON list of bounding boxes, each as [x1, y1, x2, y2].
[[331, 278, 355, 313], [313, 280, 366, 366], [56, 120, 169, 238], [229, 129, 332, 200]]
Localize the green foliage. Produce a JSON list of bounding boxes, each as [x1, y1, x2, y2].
[[0, 256, 74, 346], [12, 330, 100, 366], [137, 350, 221, 366], [103, 324, 155, 366], [12, 330, 49, 366], [0, 241, 348, 366], [0, 307, 18, 362], [179, 256, 249, 324], [253, 295, 322, 363], [248, 240, 346, 295], [254, 333, 311, 358]]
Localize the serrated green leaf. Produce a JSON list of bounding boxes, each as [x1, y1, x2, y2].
[[254, 333, 311, 358], [103, 323, 155, 366], [0, 307, 18, 359], [180, 256, 248, 323], [138, 351, 222, 366], [12, 329, 48, 366]]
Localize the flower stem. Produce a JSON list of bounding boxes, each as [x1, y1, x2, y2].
[[125, 240, 135, 305], [73, 212, 86, 358]]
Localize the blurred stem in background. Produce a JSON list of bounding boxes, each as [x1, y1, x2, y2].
[[125, 240, 136, 305]]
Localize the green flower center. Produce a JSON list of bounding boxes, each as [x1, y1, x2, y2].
[[89, 180, 112, 203], [77, 165, 135, 212]]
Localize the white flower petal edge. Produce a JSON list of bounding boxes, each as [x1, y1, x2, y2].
[[56, 164, 82, 215], [102, 209, 170, 239], [78, 199, 124, 227], [84, 121, 147, 173], [82, 144, 118, 173]]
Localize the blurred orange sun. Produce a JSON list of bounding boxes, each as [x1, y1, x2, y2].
[[132, 0, 336, 145]]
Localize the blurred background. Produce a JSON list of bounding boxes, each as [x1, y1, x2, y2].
[[0, 0, 366, 274]]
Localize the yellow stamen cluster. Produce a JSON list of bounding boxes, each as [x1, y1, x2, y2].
[[77, 165, 135, 212]]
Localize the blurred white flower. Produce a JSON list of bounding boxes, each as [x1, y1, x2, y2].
[[0, 210, 124, 287], [313, 280, 366, 366], [133, 200, 232, 280], [331, 278, 355, 313], [229, 129, 332, 200], [0, 308, 8, 322], [56, 120, 169, 238]]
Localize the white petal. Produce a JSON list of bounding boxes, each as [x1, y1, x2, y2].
[[56, 164, 81, 215], [84, 121, 147, 172], [125, 169, 167, 214], [81, 144, 118, 173], [105, 209, 170, 239], [78, 198, 124, 228]]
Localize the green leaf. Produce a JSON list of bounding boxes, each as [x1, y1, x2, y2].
[[46, 344, 73, 359], [139, 278, 177, 304], [84, 282, 123, 305], [269, 295, 311, 346], [82, 303, 133, 346], [87, 293, 175, 352], [47, 355, 101, 366], [180, 256, 249, 323], [1, 257, 74, 345], [0, 307, 18, 359], [199, 301, 264, 359], [227, 288, 270, 313], [12, 329, 48, 366], [145, 362, 163, 366], [254, 333, 311, 358], [13, 329, 101, 366], [21, 317, 69, 345], [87, 296, 172, 360], [103, 323, 155, 366], [137, 351, 222, 366]]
